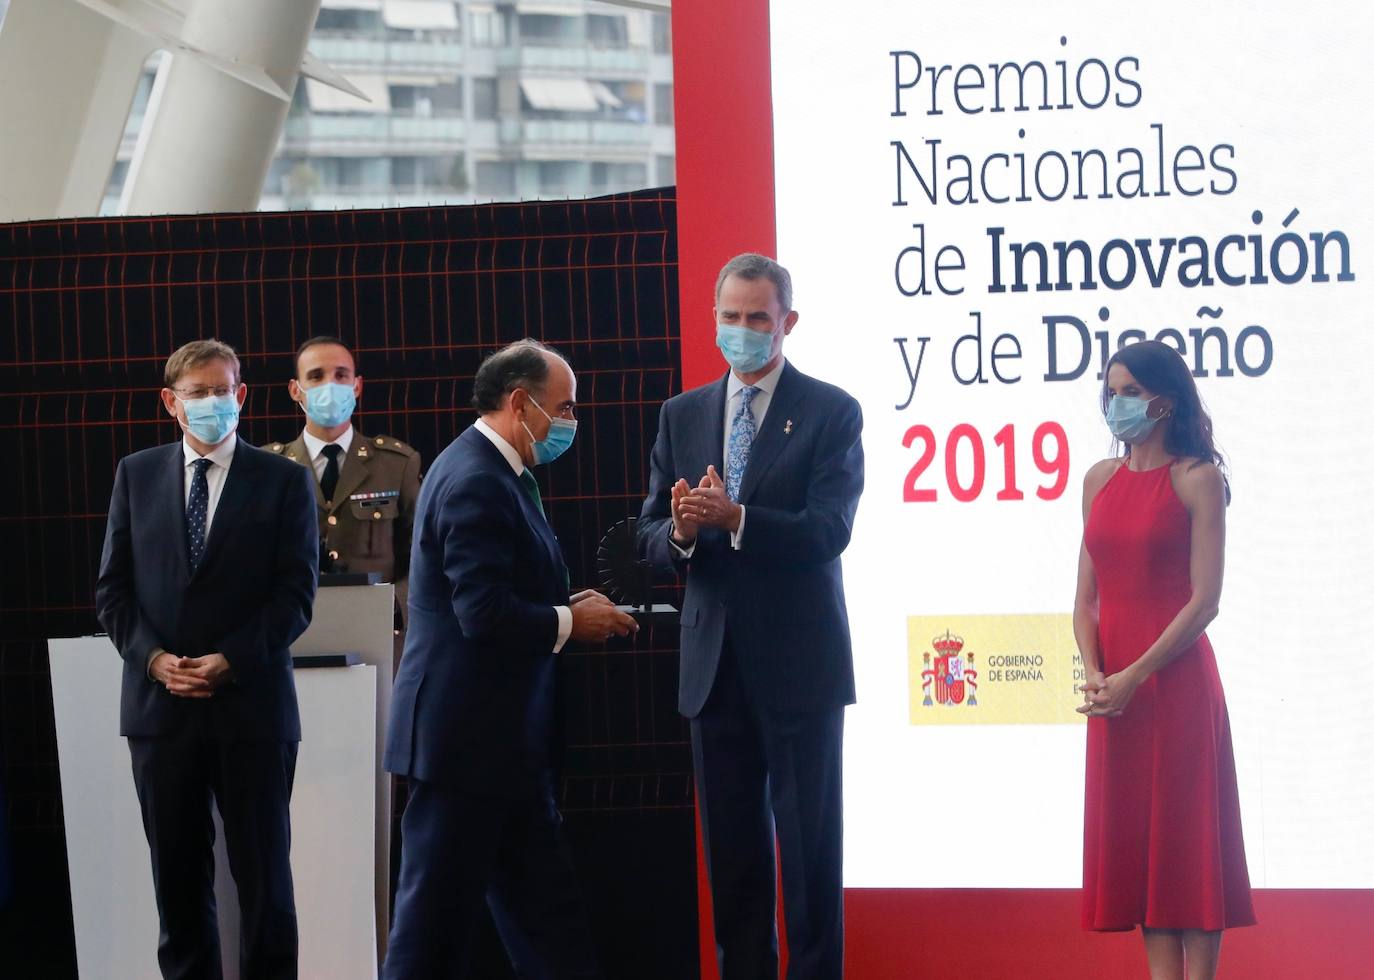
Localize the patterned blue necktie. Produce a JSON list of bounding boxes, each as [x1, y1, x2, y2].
[[726, 386, 759, 502], [187, 457, 212, 571]]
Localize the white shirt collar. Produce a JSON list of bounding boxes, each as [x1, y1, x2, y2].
[[728, 357, 786, 401], [182, 432, 238, 468], [303, 425, 354, 461], [474, 418, 525, 476]]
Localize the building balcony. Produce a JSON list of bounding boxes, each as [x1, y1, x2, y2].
[[283, 114, 467, 151], [498, 118, 655, 151], [495, 44, 649, 76], [307, 36, 466, 73]]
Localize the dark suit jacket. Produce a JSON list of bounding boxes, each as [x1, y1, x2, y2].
[[638, 361, 864, 717], [95, 439, 319, 741], [384, 426, 570, 796]]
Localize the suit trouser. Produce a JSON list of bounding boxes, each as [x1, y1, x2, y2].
[[691, 641, 846, 980], [382, 776, 602, 980], [128, 735, 299, 980]]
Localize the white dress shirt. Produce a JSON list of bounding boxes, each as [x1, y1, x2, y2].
[[474, 419, 573, 653], [673, 358, 786, 556], [302, 425, 354, 481], [181, 433, 238, 531]]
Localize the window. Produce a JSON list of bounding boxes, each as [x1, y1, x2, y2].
[[651, 12, 671, 54], [653, 83, 673, 125], [472, 78, 498, 120], [469, 7, 507, 47]]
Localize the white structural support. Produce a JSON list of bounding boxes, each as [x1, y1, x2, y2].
[[0, 0, 157, 222], [0, 0, 369, 221], [119, 0, 324, 215]]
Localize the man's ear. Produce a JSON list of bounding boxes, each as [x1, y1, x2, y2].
[[782, 309, 799, 335]]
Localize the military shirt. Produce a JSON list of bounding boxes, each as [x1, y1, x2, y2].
[[266, 431, 421, 612]]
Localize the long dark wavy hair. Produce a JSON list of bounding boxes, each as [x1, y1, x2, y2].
[[1101, 340, 1230, 500]]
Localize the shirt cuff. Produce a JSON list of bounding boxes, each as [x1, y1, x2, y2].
[[146, 647, 166, 681], [553, 605, 572, 653], [669, 527, 696, 558], [730, 505, 747, 550]]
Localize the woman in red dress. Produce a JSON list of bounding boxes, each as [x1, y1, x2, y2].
[[1075, 341, 1255, 979]]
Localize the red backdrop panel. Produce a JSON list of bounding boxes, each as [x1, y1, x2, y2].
[[671, 1, 1374, 977]]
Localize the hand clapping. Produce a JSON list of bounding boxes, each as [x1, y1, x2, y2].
[[675, 466, 741, 534]]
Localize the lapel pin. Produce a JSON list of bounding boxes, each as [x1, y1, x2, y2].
[[784, 419, 793, 435], [358, 446, 368, 458]]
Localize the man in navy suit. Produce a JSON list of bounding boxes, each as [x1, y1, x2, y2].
[[638, 254, 864, 980], [383, 340, 637, 980], [96, 339, 318, 980]]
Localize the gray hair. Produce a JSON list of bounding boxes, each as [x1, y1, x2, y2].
[[470, 338, 565, 413], [714, 252, 793, 312]]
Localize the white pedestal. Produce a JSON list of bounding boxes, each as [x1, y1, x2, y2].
[[51, 582, 395, 979]]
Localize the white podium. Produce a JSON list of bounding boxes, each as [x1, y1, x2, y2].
[[50, 583, 397, 980]]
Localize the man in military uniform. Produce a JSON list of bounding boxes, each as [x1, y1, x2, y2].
[[267, 336, 421, 622]]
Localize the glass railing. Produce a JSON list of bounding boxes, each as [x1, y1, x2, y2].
[[284, 115, 466, 144], [308, 36, 465, 70], [498, 118, 651, 146], [494, 45, 648, 73]]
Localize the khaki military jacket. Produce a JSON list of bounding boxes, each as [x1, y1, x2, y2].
[[266, 431, 421, 613]]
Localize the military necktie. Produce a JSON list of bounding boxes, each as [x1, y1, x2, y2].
[[726, 386, 759, 502], [320, 443, 344, 503], [186, 457, 212, 571]]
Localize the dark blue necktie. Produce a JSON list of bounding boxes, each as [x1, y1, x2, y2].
[[187, 457, 212, 571]]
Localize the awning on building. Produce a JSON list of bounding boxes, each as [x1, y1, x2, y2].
[[520, 77, 600, 112], [305, 75, 392, 113], [382, 0, 460, 31], [589, 81, 623, 109]]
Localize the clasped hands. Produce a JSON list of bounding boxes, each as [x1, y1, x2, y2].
[[669, 465, 740, 546], [1077, 667, 1142, 718], [151, 651, 232, 698]]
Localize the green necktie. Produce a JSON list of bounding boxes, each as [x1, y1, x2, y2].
[[520, 468, 569, 591], [519, 468, 545, 518]]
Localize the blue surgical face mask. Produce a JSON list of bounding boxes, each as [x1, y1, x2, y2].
[[302, 382, 356, 428], [520, 392, 577, 465], [177, 392, 240, 446], [1105, 394, 1160, 443], [716, 323, 775, 375]]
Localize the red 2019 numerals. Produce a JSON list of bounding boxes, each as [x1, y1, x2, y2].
[[903, 421, 1069, 502]]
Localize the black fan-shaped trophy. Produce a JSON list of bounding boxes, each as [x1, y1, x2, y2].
[[596, 517, 678, 624]]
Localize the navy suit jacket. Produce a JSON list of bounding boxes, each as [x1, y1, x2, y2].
[[638, 361, 864, 717], [385, 426, 570, 796], [95, 439, 319, 740]]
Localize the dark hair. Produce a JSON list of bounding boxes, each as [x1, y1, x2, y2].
[[471, 339, 562, 413], [294, 335, 354, 376], [1102, 340, 1229, 498], [715, 252, 793, 312]]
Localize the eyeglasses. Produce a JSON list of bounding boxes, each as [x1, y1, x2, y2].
[[173, 385, 236, 400]]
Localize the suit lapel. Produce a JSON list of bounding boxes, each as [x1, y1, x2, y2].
[[162, 444, 193, 583], [739, 363, 804, 505], [706, 373, 729, 475], [465, 428, 568, 594], [194, 440, 254, 579], [329, 437, 371, 513]]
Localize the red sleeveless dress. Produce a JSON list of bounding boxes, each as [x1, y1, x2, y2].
[[1081, 460, 1255, 931]]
